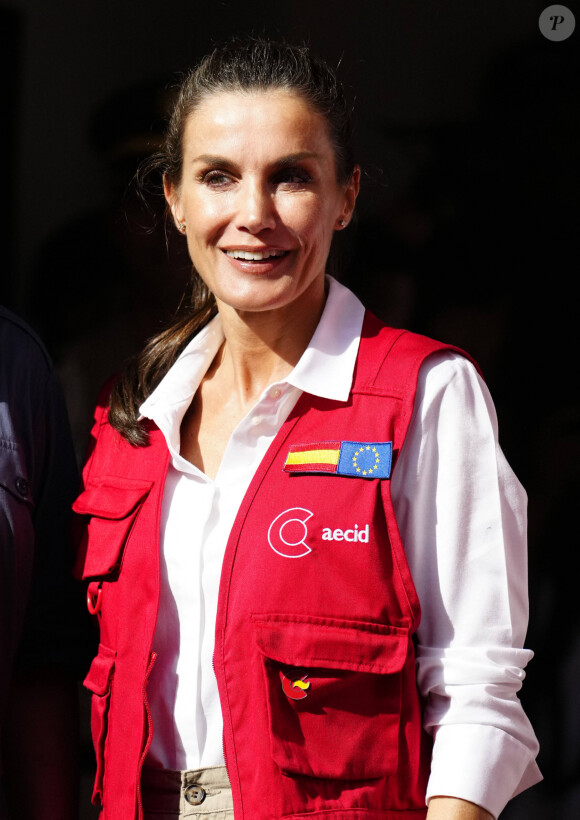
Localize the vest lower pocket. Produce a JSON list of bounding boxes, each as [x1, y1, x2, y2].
[[252, 614, 410, 781], [83, 643, 116, 805]]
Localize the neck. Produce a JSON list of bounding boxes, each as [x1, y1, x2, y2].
[[213, 280, 326, 407]]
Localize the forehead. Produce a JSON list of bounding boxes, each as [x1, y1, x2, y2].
[[181, 89, 335, 161]]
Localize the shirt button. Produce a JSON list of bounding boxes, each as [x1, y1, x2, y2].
[[15, 477, 29, 497], [251, 415, 262, 427], [270, 387, 282, 400], [184, 784, 206, 806]]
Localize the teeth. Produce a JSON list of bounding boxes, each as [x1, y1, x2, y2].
[[225, 249, 287, 261]]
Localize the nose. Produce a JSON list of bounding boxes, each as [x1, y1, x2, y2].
[[235, 180, 276, 234]]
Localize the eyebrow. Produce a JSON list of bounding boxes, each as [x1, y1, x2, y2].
[[191, 152, 320, 168], [275, 152, 320, 166], [192, 155, 236, 168]]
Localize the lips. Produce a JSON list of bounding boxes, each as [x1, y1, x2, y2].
[[220, 247, 292, 276], [222, 248, 290, 261]]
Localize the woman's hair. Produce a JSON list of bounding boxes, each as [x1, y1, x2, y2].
[[109, 36, 356, 445]]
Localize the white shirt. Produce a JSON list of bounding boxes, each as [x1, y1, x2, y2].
[[141, 276, 541, 818]]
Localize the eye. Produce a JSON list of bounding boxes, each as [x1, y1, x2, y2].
[[273, 167, 313, 187], [200, 169, 234, 188]]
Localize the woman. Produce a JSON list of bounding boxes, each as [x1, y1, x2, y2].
[[74, 37, 541, 820]]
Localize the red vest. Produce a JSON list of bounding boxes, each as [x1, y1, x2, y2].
[[74, 313, 465, 819]]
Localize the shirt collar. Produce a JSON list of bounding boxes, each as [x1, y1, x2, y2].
[[139, 315, 224, 451], [285, 276, 364, 401], [140, 275, 365, 430]]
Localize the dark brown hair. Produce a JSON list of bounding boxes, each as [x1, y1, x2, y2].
[[109, 36, 356, 445]]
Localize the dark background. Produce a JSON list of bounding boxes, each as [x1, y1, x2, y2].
[[2, 0, 578, 816]]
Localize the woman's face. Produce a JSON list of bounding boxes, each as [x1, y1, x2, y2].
[[165, 89, 359, 318]]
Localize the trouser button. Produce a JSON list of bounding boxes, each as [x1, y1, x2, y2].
[[184, 784, 206, 805]]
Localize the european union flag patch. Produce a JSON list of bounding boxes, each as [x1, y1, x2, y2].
[[337, 441, 392, 479], [283, 440, 393, 479]]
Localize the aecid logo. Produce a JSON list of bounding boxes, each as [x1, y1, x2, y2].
[[268, 507, 313, 558], [322, 524, 369, 543], [267, 507, 370, 558]]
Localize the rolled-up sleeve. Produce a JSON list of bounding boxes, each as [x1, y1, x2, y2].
[[391, 351, 541, 818]]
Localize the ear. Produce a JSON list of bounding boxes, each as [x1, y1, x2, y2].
[[163, 175, 186, 231], [335, 165, 360, 230]]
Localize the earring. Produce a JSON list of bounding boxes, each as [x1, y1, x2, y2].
[[337, 219, 346, 228], [177, 222, 186, 233]]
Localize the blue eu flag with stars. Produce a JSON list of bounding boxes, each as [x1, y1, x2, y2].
[[337, 441, 392, 479]]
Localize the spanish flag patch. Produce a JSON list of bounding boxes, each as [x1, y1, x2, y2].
[[283, 441, 392, 479]]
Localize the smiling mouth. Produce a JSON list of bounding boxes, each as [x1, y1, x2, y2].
[[223, 249, 289, 261]]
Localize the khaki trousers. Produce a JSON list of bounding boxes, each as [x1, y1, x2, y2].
[[141, 765, 234, 820]]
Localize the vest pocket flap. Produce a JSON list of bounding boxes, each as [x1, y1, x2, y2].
[[73, 479, 152, 520], [253, 614, 409, 780], [73, 479, 153, 579], [252, 614, 409, 675], [83, 644, 116, 697]]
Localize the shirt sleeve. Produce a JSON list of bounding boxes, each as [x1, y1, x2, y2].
[[390, 351, 542, 818]]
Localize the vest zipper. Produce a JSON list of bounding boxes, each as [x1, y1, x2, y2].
[[136, 651, 157, 820], [211, 654, 230, 773]]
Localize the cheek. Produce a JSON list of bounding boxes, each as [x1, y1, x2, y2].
[[182, 193, 232, 238], [305, 212, 339, 260], [280, 197, 337, 247]]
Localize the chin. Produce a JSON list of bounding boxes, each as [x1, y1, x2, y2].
[[214, 274, 300, 312]]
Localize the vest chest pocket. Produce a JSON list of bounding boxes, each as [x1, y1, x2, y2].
[[73, 478, 153, 581], [252, 614, 410, 781]]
